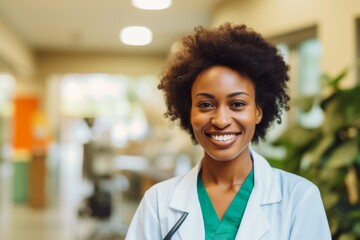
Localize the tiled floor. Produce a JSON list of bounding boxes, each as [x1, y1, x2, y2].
[[0, 145, 139, 240], [0, 202, 136, 240]]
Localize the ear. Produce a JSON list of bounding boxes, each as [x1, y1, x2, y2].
[[255, 105, 263, 124]]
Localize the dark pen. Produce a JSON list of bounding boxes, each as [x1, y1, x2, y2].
[[163, 212, 189, 240]]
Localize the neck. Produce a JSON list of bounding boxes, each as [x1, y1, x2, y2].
[[200, 151, 253, 190]]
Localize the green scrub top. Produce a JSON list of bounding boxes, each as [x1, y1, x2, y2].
[[197, 168, 254, 240]]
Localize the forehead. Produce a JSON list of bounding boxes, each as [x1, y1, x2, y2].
[[192, 66, 255, 95]]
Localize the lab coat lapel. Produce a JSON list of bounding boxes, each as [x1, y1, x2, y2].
[[235, 150, 282, 240], [177, 206, 204, 240], [235, 191, 270, 239], [169, 163, 205, 240], [167, 151, 282, 240]]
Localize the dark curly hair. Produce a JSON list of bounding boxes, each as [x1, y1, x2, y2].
[[158, 22, 290, 144]]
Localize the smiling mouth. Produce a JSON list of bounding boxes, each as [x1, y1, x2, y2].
[[209, 133, 239, 142]]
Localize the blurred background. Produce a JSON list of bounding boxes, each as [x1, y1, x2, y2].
[[0, 0, 359, 239]]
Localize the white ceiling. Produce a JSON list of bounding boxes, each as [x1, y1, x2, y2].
[[0, 0, 224, 56]]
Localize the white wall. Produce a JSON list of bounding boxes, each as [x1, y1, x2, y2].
[[212, 0, 360, 86]]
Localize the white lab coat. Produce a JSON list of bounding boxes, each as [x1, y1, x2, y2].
[[125, 150, 331, 240]]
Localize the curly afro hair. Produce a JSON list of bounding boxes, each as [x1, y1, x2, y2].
[[158, 22, 290, 144]]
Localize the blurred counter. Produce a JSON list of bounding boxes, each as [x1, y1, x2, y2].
[[113, 155, 174, 199]]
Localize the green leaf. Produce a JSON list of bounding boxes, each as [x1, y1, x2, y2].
[[321, 98, 346, 134], [291, 95, 316, 112], [325, 140, 358, 168], [322, 87, 360, 128], [302, 134, 335, 166], [274, 125, 320, 149], [352, 222, 360, 236], [338, 233, 357, 240], [348, 210, 360, 219], [322, 192, 340, 209], [321, 68, 349, 91], [355, 153, 360, 165], [267, 158, 287, 169], [319, 168, 341, 183]]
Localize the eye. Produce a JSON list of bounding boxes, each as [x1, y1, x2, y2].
[[230, 101, 246, 109], [198, 101, 214, 109]]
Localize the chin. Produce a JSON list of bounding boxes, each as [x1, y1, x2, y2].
[[206, 151, 241, 162]]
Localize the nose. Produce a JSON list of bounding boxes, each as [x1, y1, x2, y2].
[[211, 107, 231, 129]]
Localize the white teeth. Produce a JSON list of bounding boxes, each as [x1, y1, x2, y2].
[[211, 134, 237, 142]]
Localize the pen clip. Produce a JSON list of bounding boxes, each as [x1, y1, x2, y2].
[[163, 212, 189, 240]]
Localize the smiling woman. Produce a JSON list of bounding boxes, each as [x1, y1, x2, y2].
[[125, 22, 332, 240], [190, 66, 262, 166]]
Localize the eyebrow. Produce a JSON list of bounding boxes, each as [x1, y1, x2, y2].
[[195, 92, 249, 98]]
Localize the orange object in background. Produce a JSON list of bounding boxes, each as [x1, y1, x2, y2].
[[13, 96, 39, 149], [12, 96, 48, 208]]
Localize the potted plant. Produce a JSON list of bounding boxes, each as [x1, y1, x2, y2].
[[269, 69, 360, 239]]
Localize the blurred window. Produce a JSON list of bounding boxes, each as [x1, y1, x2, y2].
[[272, 26, 322, 129], [0, 73, 15, 115], [0, 73, 15, 162], [58, 74, 163, 147]]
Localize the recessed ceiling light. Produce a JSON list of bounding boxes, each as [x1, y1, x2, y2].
[[131, 0, 172, 10], [119, 26, 153, 46]]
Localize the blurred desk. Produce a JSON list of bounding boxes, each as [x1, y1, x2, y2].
[[136, 168, 174, 196], [113, 155, 174, 198]]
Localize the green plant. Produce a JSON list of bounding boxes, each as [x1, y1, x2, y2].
[[270, 69, 360, 239]]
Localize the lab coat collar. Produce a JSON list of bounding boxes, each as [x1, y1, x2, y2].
[[169, 150, 282, 240], [251, 150, 282, 205], [169, 163, 204, 239], [235, 150, 282, 239], [169, 162, 201, 211]]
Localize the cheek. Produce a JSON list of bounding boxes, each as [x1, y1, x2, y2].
[[235, 111, 259, 128], [190, 115, 205, 143], [190, 110, 206, 131], [190, 115, 202, 130]]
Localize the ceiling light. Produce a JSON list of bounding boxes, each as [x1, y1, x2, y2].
[[131, 0, 172, 10], [119, 26, 153, 46]]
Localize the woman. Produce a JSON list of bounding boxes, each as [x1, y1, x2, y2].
[[125, 23, 331, 239]]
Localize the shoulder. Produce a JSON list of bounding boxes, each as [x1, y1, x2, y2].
[[251, 150, 331, 237], [271, 167, 324, 213], [252, 149, 318, 195], [141, 166, 197, 208], [251, 150, 321, 207], [273, 168, 316, 194], [270, 169, 331, 238]]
